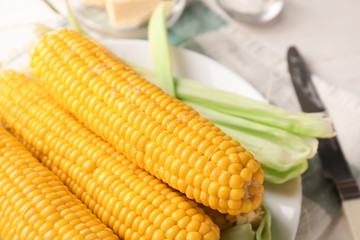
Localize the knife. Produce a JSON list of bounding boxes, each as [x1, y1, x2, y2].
[[287, 46, 360, 240]]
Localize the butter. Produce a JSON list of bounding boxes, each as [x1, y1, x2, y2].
[[105, 0, 173, 27]]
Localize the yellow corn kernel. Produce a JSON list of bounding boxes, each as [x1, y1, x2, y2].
[[29, 28, 264, 215], [0, 126, 118, 240], [0, 70, 220, 240]]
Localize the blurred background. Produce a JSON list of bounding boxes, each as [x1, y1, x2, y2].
[[0, 0, 359, 97], [0, 1, 360, 239]]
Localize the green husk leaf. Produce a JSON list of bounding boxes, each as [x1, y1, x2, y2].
[[217, 123, 309, 183], [221, 224, 255, 240], [175, 77, 335, 138], [187, 102, 318, 167], [148, 2, 175, 96], [256, 204, 271, 240], [64, 0, 90, 38], [260, 162, 308, 184], [130, 63, 334, 138]]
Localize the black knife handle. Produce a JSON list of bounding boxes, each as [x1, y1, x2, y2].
[[337, 178, 360, 200], [318, 137, 360, 201]]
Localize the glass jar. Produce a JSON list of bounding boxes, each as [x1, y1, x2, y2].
[[69, 0, 186, 38], [217, 0, 284, 24]]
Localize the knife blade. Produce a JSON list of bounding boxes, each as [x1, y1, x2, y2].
[[287, 46, 360, 240]]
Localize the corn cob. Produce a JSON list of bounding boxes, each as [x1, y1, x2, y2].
[[0, 70, 220, 240], [30, 28, 264, 215], [0, 126, 119, 240]]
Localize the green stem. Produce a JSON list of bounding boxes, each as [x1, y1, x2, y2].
[[148, 2, 176, 96]]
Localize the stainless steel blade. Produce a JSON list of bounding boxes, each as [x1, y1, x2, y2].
[[287, 47, 325, 112], [287, 46, 360, 201]]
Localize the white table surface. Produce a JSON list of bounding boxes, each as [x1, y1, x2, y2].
[[207, 0, 360, 97], [0, 0, 359, 239]]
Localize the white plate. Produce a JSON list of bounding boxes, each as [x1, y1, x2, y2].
[[103, 40, 302, 240], [103, 39, 302, 240], [9, 39, 301, 240]]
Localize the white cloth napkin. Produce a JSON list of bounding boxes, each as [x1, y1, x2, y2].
[[182, 23, 360, 240]]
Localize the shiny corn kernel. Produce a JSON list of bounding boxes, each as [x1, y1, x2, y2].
[[187, 232, 202, 240], [204, 231, 218, 240], [240, 198, 253, 213], [218, 172, 231, 186], [240, 168, 253, 182], [246, 159, 260, 173], [228, 163, 243, 175], [254, 169, 265, 184], [177, 216, 191, 229], [228, 199, 242, 210], [208, 196, 219, 210], [229, 175, 243, 189], [218, 186, 231, 200], [230, 188, 245, 201], [175, 230, 187, 240], [186, 219, 201, 232], [166, 225, 180, 239]]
